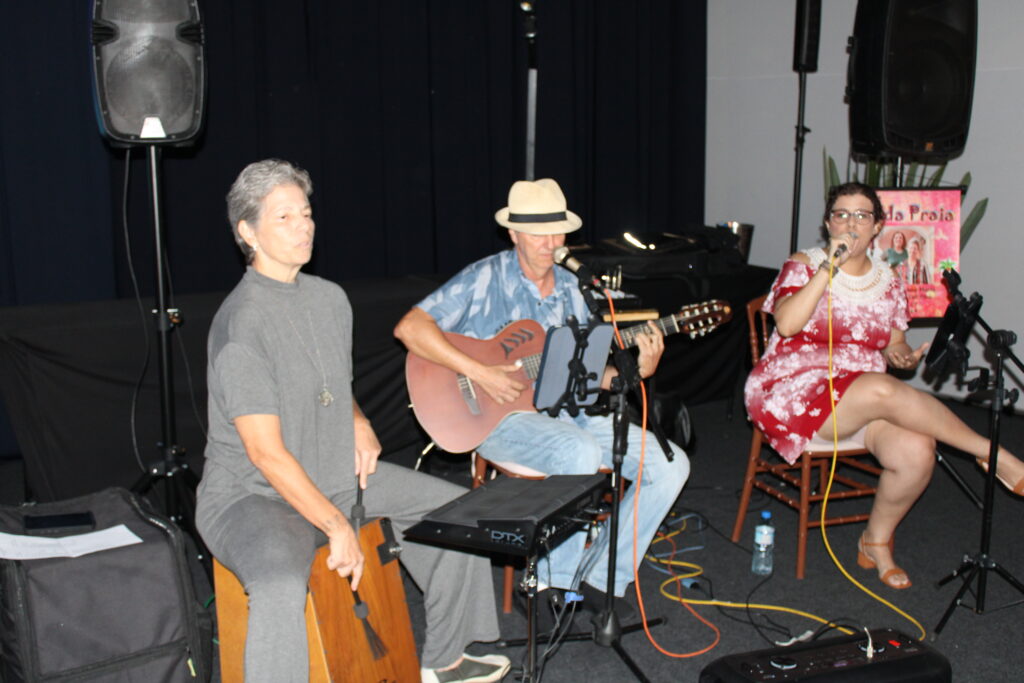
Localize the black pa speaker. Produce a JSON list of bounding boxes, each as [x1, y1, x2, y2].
[[90, 0, 206, 145], [846, 0, 976, 161], [793, 0, 822, 73]]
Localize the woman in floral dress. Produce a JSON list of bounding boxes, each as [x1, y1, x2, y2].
[[745, 182, 1023, 589]]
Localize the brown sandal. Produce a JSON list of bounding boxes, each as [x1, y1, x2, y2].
[[857, 533, 912, 590], [975, 457, 1024, 496]]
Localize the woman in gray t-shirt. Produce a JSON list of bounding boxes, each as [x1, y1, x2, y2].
[[195, 160, 509, 683]]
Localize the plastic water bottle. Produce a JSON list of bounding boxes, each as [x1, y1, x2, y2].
[[751, 510, 775, 576]]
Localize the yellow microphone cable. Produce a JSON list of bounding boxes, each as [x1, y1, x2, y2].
[[820, 252, 926, 640]]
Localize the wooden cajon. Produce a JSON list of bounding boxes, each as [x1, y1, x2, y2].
[[213, 518, 419, 682]]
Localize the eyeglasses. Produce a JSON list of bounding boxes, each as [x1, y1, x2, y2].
[[828, 209, 876, 225]]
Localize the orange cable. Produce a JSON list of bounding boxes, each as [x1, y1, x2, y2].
[[603, 291, 722, 658]]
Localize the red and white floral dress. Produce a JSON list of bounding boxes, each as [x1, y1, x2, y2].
[[744, 247, 909, 464]]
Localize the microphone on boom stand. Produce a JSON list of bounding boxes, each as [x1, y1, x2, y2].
[[554, 246, 602, 288]]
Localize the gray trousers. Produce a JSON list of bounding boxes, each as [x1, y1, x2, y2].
[[198, 462, 500, 682]]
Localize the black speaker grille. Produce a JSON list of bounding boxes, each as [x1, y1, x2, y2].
[[105, 36, 195, 133], [884, 7, 973, 143], [91, 0, 204, 144], [848, 0, 976, 161]]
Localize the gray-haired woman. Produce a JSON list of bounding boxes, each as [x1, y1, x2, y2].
[[196, 159, 509, 683]]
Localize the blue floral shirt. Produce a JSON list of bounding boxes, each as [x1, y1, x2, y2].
[[416, 249, 594, 338]]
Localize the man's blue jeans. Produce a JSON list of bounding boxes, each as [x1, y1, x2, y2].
[[479, 410, 689, 596]]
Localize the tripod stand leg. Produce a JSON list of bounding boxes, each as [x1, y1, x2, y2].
[[936, 555, 973, 588], [611, 639, 651, 683], [133, 464, 211, 578], [935, 447, 983, 510], [992, 561, 1024, 596], [935, 562, 978, 634], [619, 616, 664, 636]]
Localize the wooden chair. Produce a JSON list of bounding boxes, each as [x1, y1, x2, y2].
[[731, 294, 881, 579], [214, 521, 419, 682]]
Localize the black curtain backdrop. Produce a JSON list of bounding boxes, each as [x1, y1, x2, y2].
[[0, 1, 706, 458], [0, 0, 706, 305]]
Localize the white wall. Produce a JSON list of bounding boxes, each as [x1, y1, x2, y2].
[[706, 0, 1024, 396]]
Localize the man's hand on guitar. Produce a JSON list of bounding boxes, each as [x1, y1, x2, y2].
[[472, 363, 526, 405], [404, 302, 732, 453], [635, 321, 665, 378]]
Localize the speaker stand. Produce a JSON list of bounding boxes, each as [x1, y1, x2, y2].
[[129, 145, 206, 568], [789, 70, 811, 254]]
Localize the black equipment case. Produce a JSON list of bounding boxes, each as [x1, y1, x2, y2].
[[0, 487, 212, 682]]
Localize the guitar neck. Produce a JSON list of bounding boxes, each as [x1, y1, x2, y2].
[[521, 304, 720, 374], [615, 311, 684, 349], [517, 314, 673, 378]]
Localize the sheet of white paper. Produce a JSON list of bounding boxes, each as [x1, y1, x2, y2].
[[0, 525, 144, 560]]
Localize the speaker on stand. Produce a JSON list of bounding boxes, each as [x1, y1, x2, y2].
[[90, 0, 207, 558], [789, 0, 821, 254], [846, 0, 977, 166]]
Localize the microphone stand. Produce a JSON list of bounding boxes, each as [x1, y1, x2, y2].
[[585, 353, 665, 683], [521, 1, 538, 180], [933, 296, 1024, 634], [556, 274, 666, 682], [497, 272, 667, 681]]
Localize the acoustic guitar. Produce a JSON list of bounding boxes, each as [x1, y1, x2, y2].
[[405, 300, 732, 453]]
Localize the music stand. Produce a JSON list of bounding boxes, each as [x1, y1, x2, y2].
[[924, 271, 987, 509], [926, 271, 1024, 635], [534, 317, 614, 416]]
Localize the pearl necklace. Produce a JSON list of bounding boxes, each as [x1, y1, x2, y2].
[[804, 247, 893, 304]]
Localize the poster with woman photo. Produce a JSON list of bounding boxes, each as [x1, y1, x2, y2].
[[876, 189, 961, 318]]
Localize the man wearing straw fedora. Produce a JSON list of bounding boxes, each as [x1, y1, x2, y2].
[[395, 178, 690, 615]]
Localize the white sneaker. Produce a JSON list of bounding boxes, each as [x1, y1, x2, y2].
[[421, 653, 511, 682]]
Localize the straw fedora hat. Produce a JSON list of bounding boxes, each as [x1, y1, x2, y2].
[[494, 178, 582, 235]]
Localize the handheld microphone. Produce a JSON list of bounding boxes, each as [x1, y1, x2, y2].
[[553, 246, 601, 287], [831, 231, 857, 260]]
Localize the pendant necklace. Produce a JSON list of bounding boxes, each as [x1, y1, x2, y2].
[[285, 310, 334, 407]]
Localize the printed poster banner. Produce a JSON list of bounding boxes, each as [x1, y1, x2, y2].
[[876, 188, 961, 319]]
